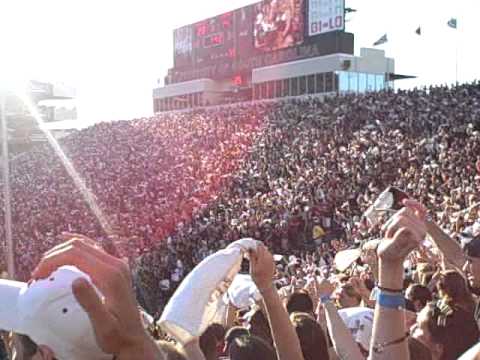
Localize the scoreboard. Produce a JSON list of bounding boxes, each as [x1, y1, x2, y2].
[[193, 12, 236, 66], [173, 0, 347, 79]]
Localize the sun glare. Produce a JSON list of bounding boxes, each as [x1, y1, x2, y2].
[[4, 84, 113, 237], [0, 72, 29, 97]]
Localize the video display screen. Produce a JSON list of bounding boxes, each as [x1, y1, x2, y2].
[[174, 25, 194, 68], [170, 0, 352, 82], [254, 0, 304, 52]]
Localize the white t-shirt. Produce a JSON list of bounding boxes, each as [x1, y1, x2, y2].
[[338, 307, 374, 352]]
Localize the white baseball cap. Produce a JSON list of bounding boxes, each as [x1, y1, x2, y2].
[[0, 266, 113, 360]]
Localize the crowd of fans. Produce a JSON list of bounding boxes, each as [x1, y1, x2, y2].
[[5, 83, 480, 306], [1, 82, 480, 359]]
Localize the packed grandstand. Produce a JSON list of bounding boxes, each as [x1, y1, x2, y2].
[[1, 82, 480, 360]]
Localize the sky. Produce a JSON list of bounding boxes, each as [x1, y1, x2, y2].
[[0, 0, 478, 128]]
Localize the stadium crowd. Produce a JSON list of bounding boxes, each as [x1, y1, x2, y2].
[[1, 82, 480, 359]]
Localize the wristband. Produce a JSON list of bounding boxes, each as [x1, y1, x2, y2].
[[320, 295, 332, 304], [376, 291, 405, 310]]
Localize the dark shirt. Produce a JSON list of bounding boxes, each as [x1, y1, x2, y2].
[[0, 339, 8, 360]]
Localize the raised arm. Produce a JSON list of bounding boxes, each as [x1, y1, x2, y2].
[[250, 244, 305, 360], [317, 278, 363, 360], [182, 338, 207, 360], [425, 219, 465, 268], [324, 302, 364, 360], [405, 199, 465, 269], [369, 203, 427, 360]]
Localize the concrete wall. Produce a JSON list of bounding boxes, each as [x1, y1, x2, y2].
[[153, 78, 221, 99], [252, 47, 394, 83]]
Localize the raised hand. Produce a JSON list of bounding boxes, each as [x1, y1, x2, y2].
[[316, 276, 335, 299], [349, 276, 370, 299], [32, 235, 163, 360], [249, 244, 276, 292], [377, 201, 427, 265]]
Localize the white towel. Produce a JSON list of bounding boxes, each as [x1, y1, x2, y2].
[[158, 238, 259, 344], [225, 274, 261, 310]]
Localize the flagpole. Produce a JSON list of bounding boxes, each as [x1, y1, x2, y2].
[[455, 29, 459, 85]]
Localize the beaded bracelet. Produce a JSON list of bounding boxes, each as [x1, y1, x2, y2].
[[372, 333, 409, 354]]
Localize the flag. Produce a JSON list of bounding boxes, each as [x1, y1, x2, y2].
[[447, 18, 457, 29], [415, 27, 421, 35], [373, 34, 388, 46]]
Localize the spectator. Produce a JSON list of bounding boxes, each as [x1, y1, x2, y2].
[[290, 312, 329, 360], [405, 284, 432, 312], [1, 82, 480, 360]]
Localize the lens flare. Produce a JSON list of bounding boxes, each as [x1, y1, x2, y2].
[[15, 92, 113, 236]]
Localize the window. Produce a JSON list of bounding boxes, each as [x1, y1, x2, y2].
[[299, 76, 307, 95], [267, 81, 275, 99], [367, 74, 376, 92], [261, 82, 267, 99], [253, 84, 260, 100], [337, 71, 349, 92], [282, 79, 289, 97], [315, 73, 325, 93], [348, 72, 358, 93], [376, 75, 385, 91], [307, 74, 315, 94], [291, 78, 298, 96], [325, 73, 334, 92], [275, 80, 282, 98], [358, 73, 367, 93]]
